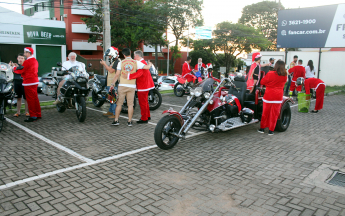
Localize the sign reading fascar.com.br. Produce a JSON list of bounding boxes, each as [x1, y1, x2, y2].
[[277, 4, 345, 48]]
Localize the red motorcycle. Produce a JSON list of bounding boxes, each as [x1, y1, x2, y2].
[[154, 75, 293, 150], [173, 69, 220, 97]]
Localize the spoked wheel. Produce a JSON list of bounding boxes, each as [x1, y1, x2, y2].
[[149, 89, 162, 111], [92, 91, 104, 107], [121, 96, 137, 114], [76, 97, 87, 122], [154, 115, 181, 150], [174, 83, 185, 97], [275, 103, 291, 132]]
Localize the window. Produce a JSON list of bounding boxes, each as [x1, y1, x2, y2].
[[143, 52, 149, 56], [80, 51, 93, 55]]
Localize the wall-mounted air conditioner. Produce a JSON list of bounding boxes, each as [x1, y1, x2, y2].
[[63, 14, 67, 18]]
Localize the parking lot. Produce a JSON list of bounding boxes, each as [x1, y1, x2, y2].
[[1, 94, 345, 216]]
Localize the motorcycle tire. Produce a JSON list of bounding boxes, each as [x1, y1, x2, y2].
[[56, 104, 66, 113], [76, 97, 87, 122], [92, 91, 105, 107], [174, 83, 185, 97], [121, 96, 137, 114], [0, 114, 4, 133], [154, 115, 181, 150], [149, 89, 162, 111], [275, 102, 291, 132]]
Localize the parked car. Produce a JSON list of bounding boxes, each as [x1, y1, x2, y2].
[[159, 76, 178, 91], [38, 73, 52, 93]]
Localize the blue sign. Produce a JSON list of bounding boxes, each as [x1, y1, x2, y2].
[[195, 26, 212, 39]]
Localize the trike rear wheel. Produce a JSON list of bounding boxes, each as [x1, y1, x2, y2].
[[154, 115, 181, 150]]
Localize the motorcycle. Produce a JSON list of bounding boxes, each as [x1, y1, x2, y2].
[[42, 62, 92, 122], [89, 67, 162, 113], [0, 63, 15, 132], [174, 67, 220, 97], [154, 75, 293, 150]]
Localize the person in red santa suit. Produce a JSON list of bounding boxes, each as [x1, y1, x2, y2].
[[127, 50, 155, 123], [288, 59, 306, 96], [182, 56, 195, 85], [15, 47, 41, 122], [258, 60, 288, 135], [246, 52, 263, 101], [299, 77, 325, 113], [194, 58, 206, 72]]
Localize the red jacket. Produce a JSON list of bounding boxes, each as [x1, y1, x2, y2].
[[304, 78, 325, 95], [288, 65, 305, 81], [261, 71, 287, 103], [182, 61, 192, 76], [15, 56, 39, 86], [128, 59, 154, 91], [194, 63, 206, 71]]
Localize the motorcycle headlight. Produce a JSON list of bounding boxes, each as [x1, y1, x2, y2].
[[77, 77, 87, 83], [204, 92, 211, 99], [190, 88, 195, 96], [194, 87, 202, 97]]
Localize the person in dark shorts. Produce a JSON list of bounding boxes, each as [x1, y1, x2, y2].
[[10, 53, 29, 117]]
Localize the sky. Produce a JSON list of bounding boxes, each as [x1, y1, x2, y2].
[[1, 0, 344, 25]]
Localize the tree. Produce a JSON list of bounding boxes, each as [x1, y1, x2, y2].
[[82, 0, 167, 53], [239, 1, 283, 50], [148, 0, 203, 74], [213, 22, 270, 76], [181, 38, 216, 67]]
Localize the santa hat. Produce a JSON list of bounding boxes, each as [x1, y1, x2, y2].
[[251, 52, 262, 62], [206, 63, 212, 69], [24, 47, 34, 54]]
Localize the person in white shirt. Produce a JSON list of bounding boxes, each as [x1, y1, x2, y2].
[[53, 52, 86, 104], [305, 60, 315, 79]]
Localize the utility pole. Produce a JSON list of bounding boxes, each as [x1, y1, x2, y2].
[[103, 0, 111, 75], [187, 23, 190, 56]]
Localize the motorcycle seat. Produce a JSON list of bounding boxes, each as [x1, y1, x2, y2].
[[96, 75, 106, 86], [228, 76, 247, 107]]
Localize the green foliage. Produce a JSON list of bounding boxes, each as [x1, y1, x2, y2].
[[213, 21, 270, 76], [170, 45, 181, 72], [188, 49, 215, 67], [239, 1, 284, 50], [149, 0, 203, 74], [82, 0, 166, 53]]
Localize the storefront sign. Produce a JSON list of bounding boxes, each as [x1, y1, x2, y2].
[[23, 25, 66, 45], [195, 26, 212, 40], [277, 4, 345, 48], [0, 24, 24, 43]]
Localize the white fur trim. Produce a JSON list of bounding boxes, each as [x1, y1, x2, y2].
[[263, 98, 283, 103], [22, 82, 39, 86], [315, 83, 326, 91], [137, 87, 155, 92]]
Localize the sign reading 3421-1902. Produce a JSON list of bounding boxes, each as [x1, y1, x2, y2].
[[288, 19, 316, 25]]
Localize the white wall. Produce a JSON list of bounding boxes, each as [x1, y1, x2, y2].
[[319, 52, 345, 86]]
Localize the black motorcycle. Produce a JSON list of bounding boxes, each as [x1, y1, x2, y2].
[[42, 63, 92, 122], [0, 63, 15, 132], [90, 69, 162, 113]]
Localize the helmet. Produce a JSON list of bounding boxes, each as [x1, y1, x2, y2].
[[296, 77, 305, 86], [104, 46, 119, 60], [241, 108, 254, 123]]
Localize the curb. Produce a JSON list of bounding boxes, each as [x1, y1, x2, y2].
[[326, 90, 344, 96]]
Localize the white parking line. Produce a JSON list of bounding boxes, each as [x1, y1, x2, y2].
[[0, 145, 157, 190], [6, 118, 94, 163]]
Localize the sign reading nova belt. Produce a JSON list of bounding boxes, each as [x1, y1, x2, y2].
[[277, 4, 345, 48], [23, 25, 66, 45]]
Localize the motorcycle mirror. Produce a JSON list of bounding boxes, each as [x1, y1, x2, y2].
[[57, 62, 62, 66], [88, 63, 92, 68]]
